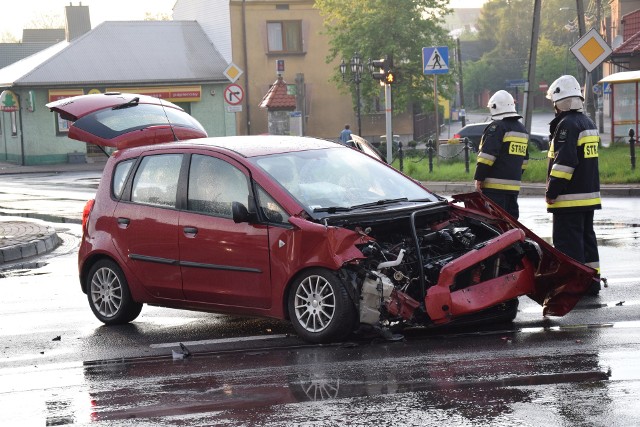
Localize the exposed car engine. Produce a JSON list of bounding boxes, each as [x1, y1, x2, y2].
[[333, 207, 541, 329]]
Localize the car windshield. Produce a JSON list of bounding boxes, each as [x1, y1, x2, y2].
[[252, 147, 437, 212]]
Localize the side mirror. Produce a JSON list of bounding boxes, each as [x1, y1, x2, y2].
[[232, 201, 250, 223]]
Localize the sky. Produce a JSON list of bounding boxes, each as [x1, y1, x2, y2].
[[2, 0, 484, 41], [1, 0, 176, 40]]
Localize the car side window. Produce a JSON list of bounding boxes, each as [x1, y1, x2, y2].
[[187, 154, 249, 218], [131, 154, 182, 208], [257, 186, 289, 224], [112, 159, 135, 199]]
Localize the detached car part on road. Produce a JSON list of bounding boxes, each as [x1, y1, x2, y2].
[[48, 93, 597, 343]]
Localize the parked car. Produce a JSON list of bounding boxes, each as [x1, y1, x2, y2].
[[47, 93, 596, 344], [454, 122, 550, 151]]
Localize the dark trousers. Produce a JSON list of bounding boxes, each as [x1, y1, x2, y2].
[[483, 191, 519, 219], [552, 210, 599, 266]]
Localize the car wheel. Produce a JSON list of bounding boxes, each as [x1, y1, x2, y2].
[[87, 259, 143, 325], [288, 268, 356, 343]]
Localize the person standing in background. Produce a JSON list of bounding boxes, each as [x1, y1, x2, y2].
[[339, 124, 352, 145], [545, 75, 602, 295], [474, 90, 529, 219]]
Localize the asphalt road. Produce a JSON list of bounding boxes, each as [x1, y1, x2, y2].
[[0, 173, 639, 426]]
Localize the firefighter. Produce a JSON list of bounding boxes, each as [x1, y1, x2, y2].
[[546, 74, 601, 295], [474, 90, 529, 219]]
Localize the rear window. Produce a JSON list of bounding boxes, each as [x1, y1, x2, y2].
[[112, 159, 135, 198], [72, 104, 205, 140]]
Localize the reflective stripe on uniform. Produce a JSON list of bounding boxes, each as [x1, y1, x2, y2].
[[548, 141, 555, 158], [477, 152, 496, 166], [503, 131, 529, 143], [483, 177, 521, 191], [504, 131, 528, 156], [585, 261, 600, 274], [546, 192, 601, 209], [577, 129, 599, 146], [550, 163, 575, 180]]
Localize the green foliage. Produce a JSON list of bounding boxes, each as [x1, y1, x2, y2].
[[315, 0, 454, 114], [462, 0, 607, 108], [397, 145, 640, 184]]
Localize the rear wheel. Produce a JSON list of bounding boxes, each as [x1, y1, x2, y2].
[[87, 259, 142, 325], [288, 268, 356, 343]]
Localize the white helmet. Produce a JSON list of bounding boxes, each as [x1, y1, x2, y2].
[[546, 75, 584, 102], [487, 90, 520, 119]]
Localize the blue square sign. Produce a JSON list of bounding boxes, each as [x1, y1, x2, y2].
[[423, 46, 449, 75]]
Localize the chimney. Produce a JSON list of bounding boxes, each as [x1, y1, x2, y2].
[[65, 2, 91, 41]]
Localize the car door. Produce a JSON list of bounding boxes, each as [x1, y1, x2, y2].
[[178, 153, 271, 308], [111, 153, 184, 299]]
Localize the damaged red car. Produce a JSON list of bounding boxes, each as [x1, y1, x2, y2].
[[47, 93, 597, 343]]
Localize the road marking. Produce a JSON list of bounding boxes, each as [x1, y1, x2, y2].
[[150, 334, 290, 349]]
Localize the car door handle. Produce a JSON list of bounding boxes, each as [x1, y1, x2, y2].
[[183, 226, 198, 237], [117, 217, 130, 228]]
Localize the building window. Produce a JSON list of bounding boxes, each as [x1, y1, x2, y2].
[[267, 21, 302, 53], [10, 111, 18, 136]]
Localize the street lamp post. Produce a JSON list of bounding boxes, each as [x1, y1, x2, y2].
[[340, 52, 364, 136]]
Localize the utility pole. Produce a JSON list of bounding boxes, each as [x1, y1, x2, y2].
[[596, 0, 604, 133], [524, 0, 541, 134], [576, 0, 596, 120], [456, 37, 466, 127]]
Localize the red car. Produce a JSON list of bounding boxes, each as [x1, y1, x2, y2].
[[47, 93, 596, 344]]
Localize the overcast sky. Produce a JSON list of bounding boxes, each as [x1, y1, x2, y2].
[[2, 0, 485, 41], [1, 0, 176, 40]]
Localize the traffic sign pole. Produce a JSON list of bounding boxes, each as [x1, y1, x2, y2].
[[422, 46, 449, 142]]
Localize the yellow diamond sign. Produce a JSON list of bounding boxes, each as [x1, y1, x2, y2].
[[224, 63, 244, 83], [570, 28, 612, 72]]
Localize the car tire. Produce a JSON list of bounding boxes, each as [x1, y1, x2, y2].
[[288, 268, 357, 343], [87, 259, 143, 325]]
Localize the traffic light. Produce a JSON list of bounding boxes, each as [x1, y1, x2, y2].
[[385, 70, 396, 85], [370, 58, 387, 81], [369, 55, 395, 84]]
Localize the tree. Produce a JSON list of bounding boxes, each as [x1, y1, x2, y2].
[[26, 13, 65, 30], [0, 32, 19, 43], [315, 0, 454, 115], [144, 12, 172, 21], [463, 0, 609, 108], [536, 36, 580, 87]]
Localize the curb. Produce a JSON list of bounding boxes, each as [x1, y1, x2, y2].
[[424, 182, 640, 197], [0, 221, 62, 267]]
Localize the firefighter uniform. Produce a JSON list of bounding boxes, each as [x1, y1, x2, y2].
[[474, 117, 529, 219], [546, 110, 601, 275]]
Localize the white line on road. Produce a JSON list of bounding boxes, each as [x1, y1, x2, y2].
[[149, 334, 291, 349]]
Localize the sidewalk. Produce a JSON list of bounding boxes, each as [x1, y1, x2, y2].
[[0, 158, 106, 268], [0, 157, 107, 175], [0, 147, 638, 267]]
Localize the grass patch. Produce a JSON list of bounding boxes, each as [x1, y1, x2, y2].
[[396, 144, 640, 184]]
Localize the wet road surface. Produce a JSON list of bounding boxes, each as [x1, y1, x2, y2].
[[1, 173, 639, 425]]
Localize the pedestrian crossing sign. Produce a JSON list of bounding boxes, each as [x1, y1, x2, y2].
[[422, 46, 449, 75]]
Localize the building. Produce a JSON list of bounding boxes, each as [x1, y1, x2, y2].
[[0, 4, 233, 165], [599, 0, 640, 143]]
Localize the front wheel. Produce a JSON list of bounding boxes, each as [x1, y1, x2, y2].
[[288, 268, 356, 343], [86, 259, 143, 325]]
